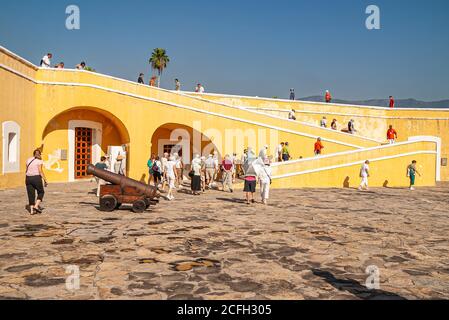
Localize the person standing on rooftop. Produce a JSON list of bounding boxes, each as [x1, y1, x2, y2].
[[138, 73, 145, 84], [76, 62, 86, 70], [195, 84, 205, 93], [325, 90, 332, 103], [290, 89, 295, 100], [389, 96, 395, 109], [40, 53, 52, 68], [175, 79, 181, 91], [149, 76, 157, 87]]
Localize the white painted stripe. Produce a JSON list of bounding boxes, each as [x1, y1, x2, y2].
[[242, 106, 449, 121], [186, 91, 449, 112], [0, 64, 368, 149], [270, 138, 438, 168], [0, 46, 39, 70], [1, 63, 378, 148], [272, 151, 437, 180], [37, 81, 367, 149]]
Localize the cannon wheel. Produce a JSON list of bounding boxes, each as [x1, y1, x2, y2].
[[144, 198, 151, 209], [100, 195, 118, 212], [132, 200, 147, 213]]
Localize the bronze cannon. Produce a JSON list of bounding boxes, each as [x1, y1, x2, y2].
[[87, 164, 159, 213]]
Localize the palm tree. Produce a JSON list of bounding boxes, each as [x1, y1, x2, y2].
[[149, 48, 170, 87]]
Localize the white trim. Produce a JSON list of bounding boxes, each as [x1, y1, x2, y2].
[[272, 151, 437, 180], [270, 138, 438, 168], [2, 121, 21, 174], [409, 136, 442, 181], [240, 107, 449, 121], [1, 44, 448, 112], [35, 82, 369, 149], [158, 139, 191, 165], [68, 120, 102, 182], [0, 45, 39, 71], [185, 91, 449, 112], [0, 63, 377, 148]]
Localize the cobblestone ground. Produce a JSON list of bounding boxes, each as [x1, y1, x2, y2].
[[0, 181, 448, 300]]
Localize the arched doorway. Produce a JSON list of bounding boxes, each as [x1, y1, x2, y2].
[[42, 107, 130, 182], [150, 123, 220, 164]]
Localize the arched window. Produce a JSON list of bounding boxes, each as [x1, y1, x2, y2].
[[2, 121, 21, 174]]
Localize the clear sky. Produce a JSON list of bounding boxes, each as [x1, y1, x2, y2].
[[1, 0, 448, 100]]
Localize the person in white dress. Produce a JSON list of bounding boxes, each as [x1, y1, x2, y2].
[[359, 160, 370, 191]]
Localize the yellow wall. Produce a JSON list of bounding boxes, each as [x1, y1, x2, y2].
[[271, 141, 437, 188], [194, 93, 449, 181], [0, 46, 441, 189], [0, 48, 37, 189]]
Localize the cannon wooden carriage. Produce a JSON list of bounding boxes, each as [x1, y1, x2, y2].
[[87, 165, 159, 213]]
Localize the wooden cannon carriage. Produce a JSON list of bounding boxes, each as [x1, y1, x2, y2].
[[87, 165, 159, 213]]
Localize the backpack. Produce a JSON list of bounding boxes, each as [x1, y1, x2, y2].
[[152, 162, 160, 173]]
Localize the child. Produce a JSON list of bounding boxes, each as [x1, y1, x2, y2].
[[407, 160, 421, 191]]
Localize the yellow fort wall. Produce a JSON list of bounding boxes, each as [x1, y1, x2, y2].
[[0, 48, 37, 189], [0, 46, 441, 189], [193, 93, 449, 181]]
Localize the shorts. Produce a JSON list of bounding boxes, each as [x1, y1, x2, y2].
[[244, 180, 256, 193]]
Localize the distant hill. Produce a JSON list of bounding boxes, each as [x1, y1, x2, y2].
[[299, 96, 449, 109]]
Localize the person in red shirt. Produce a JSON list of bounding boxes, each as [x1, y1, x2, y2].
[[325, 90, 332, 103], [387, 125, 398, 144], [389, 96, 395, 109], [221, 155, 234, 193], [314, 138, 324, 156]]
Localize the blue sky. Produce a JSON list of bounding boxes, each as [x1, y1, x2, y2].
[[1, 0, 448, 100]]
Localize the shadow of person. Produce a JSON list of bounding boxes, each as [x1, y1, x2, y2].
[[140, 174, 147, 184], [312, 269, 407, 300], [343, 176, 350, 188], [383, 180, 389, 188], [216, 197, 247, 204]]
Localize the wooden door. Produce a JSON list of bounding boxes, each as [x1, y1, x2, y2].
[[75, 127, 93, 179]]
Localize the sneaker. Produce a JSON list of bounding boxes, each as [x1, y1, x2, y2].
[[410, 187, 415, 191]]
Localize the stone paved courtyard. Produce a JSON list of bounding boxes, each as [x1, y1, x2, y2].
[[0, 181, 448, 300]]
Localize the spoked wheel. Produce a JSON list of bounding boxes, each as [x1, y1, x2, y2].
[[132, 200, 147, 213], [100, 195, 118, 212]]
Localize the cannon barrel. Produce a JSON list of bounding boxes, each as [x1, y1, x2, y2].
[[87, 165, 158, 199]]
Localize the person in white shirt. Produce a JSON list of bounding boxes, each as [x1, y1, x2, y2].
[[275, 143, 284, 162], [288, 109, 296, 121], [259, 145, 269, 159], [320, 117, 328, 128], [160, 153, 169, 192], [40, 53, 53, 68], [164, 156, 178, 201], [359, 160, 370, 191], [258, 158, 272, 205], [196, 84, 205, 93], [205, 155, 216, 189]]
